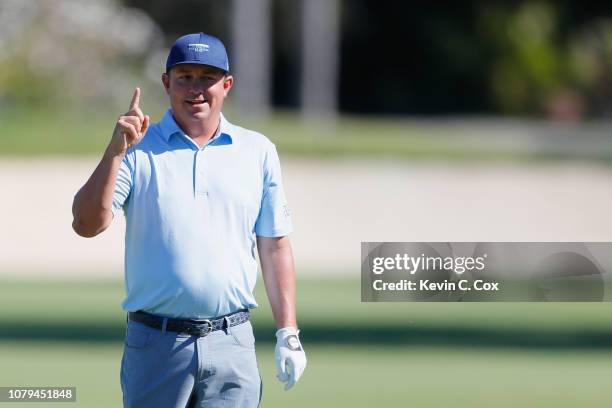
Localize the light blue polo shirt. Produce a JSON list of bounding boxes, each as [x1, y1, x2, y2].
[[112, 109, 293, 318]]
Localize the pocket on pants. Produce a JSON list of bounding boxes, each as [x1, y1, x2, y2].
[[230, 321, 256, 349], [125, 322, 151, 349]]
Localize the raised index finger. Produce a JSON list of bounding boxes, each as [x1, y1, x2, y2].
[[129, 87, 140, 110]]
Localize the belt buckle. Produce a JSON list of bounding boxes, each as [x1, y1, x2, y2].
[[189, 319, 212, 337]]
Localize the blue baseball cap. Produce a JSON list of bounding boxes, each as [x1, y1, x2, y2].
[[166, 32, 230, 73]]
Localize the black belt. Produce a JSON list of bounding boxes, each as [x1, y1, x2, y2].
[[128, 309, 250, 337]]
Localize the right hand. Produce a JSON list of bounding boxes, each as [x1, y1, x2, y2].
[[108, 87, 150, 156]]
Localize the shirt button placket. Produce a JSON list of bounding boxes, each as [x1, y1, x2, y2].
[[195, 148, 208, 197]]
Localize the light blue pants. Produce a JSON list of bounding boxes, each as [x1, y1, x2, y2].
[[120, 318, 262, 407]]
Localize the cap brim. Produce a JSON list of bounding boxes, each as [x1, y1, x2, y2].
[[167, 61, 229, 73]]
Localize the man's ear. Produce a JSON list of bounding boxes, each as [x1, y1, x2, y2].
[[223, 75, 234, 97], [161, 72, 170, 94]]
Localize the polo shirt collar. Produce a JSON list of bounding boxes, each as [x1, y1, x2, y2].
[[159, 109, 234, 145]]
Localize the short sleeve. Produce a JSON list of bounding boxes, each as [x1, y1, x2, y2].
[[111, 153, 134, 217], [254, 144, 293, 237]]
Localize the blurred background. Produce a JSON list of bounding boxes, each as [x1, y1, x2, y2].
[[1, 0, 612, 406]]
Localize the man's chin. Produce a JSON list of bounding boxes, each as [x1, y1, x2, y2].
[[187, 110, 211, 121]]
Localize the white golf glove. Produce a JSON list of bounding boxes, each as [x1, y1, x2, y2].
[[275, 327, 307, 390]]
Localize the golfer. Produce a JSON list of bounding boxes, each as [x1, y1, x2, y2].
[[72, 32, 306, 407]]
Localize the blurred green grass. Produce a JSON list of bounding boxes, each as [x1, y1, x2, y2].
[[1, 279, 612, 407], [2, 342, 611, 408], [2, 279, 612, 341], [0, 106, 468, 158], [3, 106, 609, 162]]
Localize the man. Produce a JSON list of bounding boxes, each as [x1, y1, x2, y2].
[[72, 32, 306, 407]]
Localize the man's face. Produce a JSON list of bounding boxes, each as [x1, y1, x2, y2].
[[162, 64, 233, 125]]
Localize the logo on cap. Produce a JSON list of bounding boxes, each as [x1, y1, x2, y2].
[[188, 43, 210, 53]]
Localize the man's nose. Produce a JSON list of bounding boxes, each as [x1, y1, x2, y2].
[[189, 81, 208, 94]]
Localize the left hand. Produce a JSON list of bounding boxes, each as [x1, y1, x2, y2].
[[275, 327, 307, 390]]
